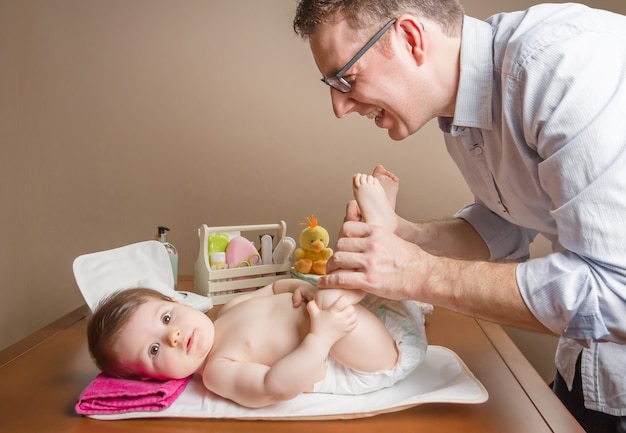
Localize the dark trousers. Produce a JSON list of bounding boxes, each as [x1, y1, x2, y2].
[[552, 355, 625, 433]]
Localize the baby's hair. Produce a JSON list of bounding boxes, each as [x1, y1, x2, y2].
[[87, 288, 173, 379]]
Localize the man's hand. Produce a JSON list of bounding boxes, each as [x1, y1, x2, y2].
[[320, 221, 429, 301]]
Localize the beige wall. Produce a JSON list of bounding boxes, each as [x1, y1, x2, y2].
[[1, 0, 624, 383]]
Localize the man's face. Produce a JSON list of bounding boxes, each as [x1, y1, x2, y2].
[[309, 17, 433, 141]]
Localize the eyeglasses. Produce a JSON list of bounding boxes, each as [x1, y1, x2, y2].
[[321, 18, 397, 93]]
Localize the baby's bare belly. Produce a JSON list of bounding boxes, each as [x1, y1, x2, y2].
[[212, 292, 310, 365]]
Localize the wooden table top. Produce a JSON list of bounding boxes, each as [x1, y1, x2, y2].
[[0, 276, 583, 432]]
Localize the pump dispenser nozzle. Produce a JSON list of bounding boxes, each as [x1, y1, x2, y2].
[[157, 226, 170, 242]]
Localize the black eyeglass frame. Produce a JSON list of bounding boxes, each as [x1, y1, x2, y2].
[[321, 18, 397, 93]]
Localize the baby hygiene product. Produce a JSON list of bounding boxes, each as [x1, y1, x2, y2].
[[272, 236, 296, 264], [225, 236, 261, 269], [209, 252, 227, 270], [157, 226, 178, 288], [260, 234, 273, 265], [194, 222, 293, 304]]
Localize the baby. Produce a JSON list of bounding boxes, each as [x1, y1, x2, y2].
[[87, 168, 422, 409]]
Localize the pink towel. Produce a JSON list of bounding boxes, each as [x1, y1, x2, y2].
[[75, 373, 191, 415]]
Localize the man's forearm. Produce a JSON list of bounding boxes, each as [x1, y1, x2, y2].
[[396, 217, 490, 260], [398, 217, 547, 331], [422, 255, 549, 332]]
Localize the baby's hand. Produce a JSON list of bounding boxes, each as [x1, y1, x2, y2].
[[307, 296, 357, 347], [292, 283, 318, 307]]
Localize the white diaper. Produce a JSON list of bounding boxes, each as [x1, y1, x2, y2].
[[313, 295, 427, 395]]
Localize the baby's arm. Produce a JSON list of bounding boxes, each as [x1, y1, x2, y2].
[[272, 279, 318, 307], [219, 279, 316, 317], [203, 296, 357, 408], [273, 278, 366, 309], [315, 287, 366, 310], [218, 284, 276, 317]]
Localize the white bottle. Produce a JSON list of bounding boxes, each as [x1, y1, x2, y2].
[[157, 226, 178, 288], [260, 234, 273, 265], [210, 252, 227, 270]]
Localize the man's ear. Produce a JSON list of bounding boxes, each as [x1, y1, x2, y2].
[[396, 14, 426, 66]]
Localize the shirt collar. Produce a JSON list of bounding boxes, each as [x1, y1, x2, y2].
[[442, 15, 494, 131]]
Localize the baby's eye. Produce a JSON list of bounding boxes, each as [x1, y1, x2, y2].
[[161, 313, 171, 325], [149, 343, 160, 357]]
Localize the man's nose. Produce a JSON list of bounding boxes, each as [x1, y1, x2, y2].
[[330, 89, 356, 118], [167, 329, 182, 347]]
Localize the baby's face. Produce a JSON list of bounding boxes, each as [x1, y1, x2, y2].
[[114, 298, 214, 380]]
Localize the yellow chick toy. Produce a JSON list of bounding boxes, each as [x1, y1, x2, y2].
[[293, 215, 333, 275]]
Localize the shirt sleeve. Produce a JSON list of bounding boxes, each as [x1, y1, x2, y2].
[[509, 24, 626, 343], [454, 203, 536, 262]]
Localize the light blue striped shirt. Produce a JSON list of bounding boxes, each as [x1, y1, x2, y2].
[[441, 3, 626, 415]]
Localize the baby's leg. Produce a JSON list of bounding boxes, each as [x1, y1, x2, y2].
[[318, 168, 400, 370], [372, 165, 399, 210], [314, 288, 365, 311], [315, 288, 397, 372], [329, 304, 398, 372], [352, 173, 397, 231]]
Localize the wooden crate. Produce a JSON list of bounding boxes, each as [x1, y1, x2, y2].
[[193, 221, 292, 305]]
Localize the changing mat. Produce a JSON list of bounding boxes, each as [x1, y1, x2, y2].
[[73, 240, 213, 312], [85, 345, 487, 421], [73, 240, 487, 421]]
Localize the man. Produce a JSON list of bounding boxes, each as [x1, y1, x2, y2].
[[293, 1, 626, 432]]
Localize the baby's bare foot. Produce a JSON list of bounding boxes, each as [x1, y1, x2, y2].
[[352, 173, 398, 231], [372, 165, 399, 210]]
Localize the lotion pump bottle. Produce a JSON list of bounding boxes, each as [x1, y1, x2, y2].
[[157, 226, 178, 288]]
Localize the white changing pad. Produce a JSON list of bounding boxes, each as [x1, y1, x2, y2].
[[73, 240, 213, 312], [88, 345, 487, 421]]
